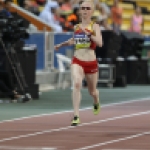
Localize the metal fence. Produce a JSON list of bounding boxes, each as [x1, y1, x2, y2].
[[25, 32, 73, 71]]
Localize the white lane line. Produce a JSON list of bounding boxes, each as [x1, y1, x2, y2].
[[0, 97, 150, 124], [0, 110, 150, 143], [74, 131, 150, 150], [0, 146, 56, 150]]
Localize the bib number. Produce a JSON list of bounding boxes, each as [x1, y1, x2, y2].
[[74, 33, 90, 49]]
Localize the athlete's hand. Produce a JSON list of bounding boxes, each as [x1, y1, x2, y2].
[[79, 25, 91, 37], [80, 27, 88, 34], [54, 44, 61, 51]]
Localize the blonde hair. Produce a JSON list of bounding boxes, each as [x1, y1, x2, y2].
[[80, 0, 95, 10]]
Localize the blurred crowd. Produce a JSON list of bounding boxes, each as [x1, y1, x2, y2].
[[16, 0, 144, 34]]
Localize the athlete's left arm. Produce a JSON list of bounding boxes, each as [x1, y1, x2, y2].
[[90, 24, 103, 47]]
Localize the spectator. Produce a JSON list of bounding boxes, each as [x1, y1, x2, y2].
[[24, 0, 40, 15], [111, 0, 123, 34], [98, 19, 112, 31], [39, 0, 62, 32], [0, 0, 11, 17], [130, 6, 143, 34], [95, 3, 112, 31], [57, 0, 64, 7], [70, 0, 82, 8], [67, 7, 80, 25], [95, 0, 111, 17], [60, 0, 72, 15], [51, 5, 72, 31], [36, 0, 46, 6], [97, 4, 108, 22]]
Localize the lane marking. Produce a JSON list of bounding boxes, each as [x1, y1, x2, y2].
[[0, 146, 56, 150], [0, 110, 150, 143], [0, 97, 150, 124], [74, 131, 150, 150]]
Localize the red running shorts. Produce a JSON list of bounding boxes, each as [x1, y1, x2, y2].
[[72, 57, 98, 74]]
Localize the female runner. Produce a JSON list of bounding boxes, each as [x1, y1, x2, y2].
[[55, 0, 103, 126]]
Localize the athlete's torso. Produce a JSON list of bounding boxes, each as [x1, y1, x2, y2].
[[73, 22, 97, 61], [74, 22, 96, 50]]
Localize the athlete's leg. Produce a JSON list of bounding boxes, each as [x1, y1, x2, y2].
[[71, 64, 84, 117], [85, 72, 100, 115], [85, 72, 99, 104]]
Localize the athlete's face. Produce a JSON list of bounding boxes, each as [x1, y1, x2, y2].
[[80, 2, 94, 19]]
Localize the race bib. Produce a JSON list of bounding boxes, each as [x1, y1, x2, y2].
[[74, 33, 91, 49]]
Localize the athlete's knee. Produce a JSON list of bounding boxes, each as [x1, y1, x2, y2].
[[73, 79, 82, 90], [89, 90, 97, 97], [74, 82, 82, 90]]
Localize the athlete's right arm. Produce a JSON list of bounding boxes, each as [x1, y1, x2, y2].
[[55, 25, 77, 51], [54, 38, 74, 51]]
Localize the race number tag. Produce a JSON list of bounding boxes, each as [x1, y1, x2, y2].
[[74, 33, 90, 49]]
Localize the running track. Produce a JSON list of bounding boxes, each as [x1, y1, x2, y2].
[[0, 98, 150, 150]]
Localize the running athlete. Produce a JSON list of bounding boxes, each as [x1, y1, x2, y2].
[[55, 0, 103, 126]]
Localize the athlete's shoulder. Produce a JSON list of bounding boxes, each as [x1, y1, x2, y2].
[[85, 21, 98, 34], [90, 21, 98, 26]]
